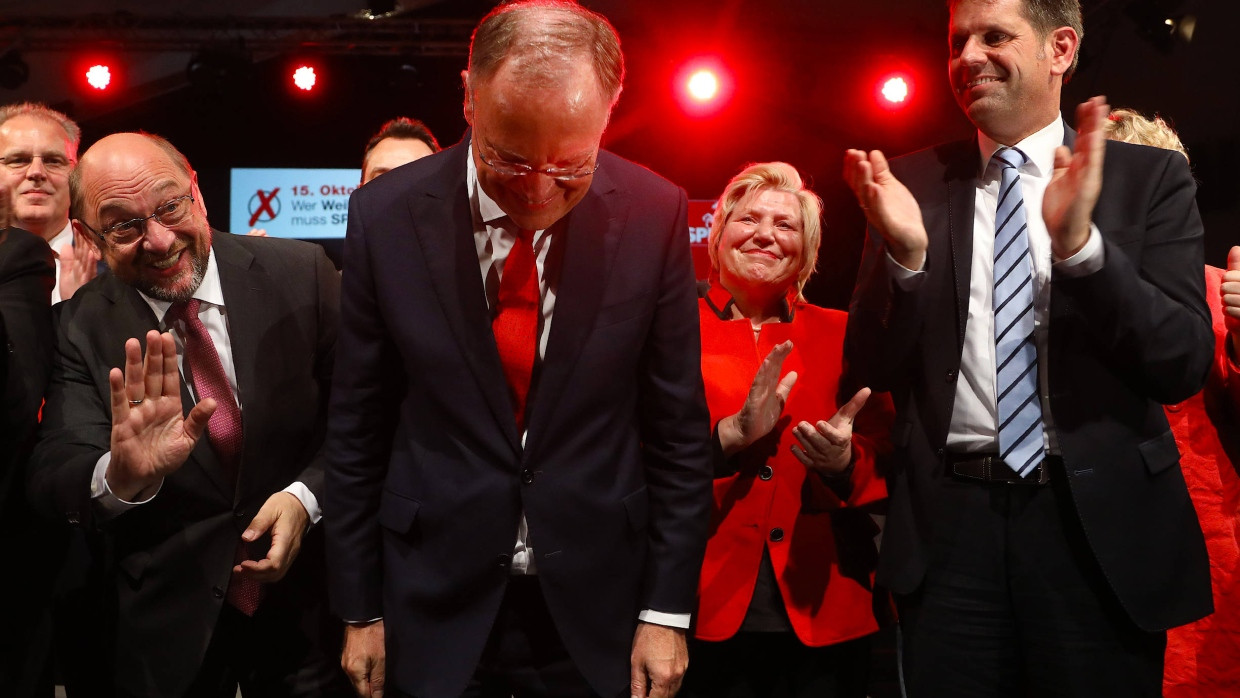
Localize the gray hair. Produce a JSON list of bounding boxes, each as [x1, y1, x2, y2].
[[0, 102, 82, 154]]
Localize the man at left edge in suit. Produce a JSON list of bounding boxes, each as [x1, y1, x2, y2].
[[28, 132, 349, 696], [0, 180, 57, 697]]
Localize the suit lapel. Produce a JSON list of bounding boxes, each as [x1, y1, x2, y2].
[[213, 233, 267, 501], [524, 172, 624, 451], [945, 139, 979, 352], [412, 143, 523, 453]]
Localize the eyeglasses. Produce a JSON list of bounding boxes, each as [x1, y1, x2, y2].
[[0, 152, 74, 175], [81, 194, 196, 246], [477, 145, 599, 181]]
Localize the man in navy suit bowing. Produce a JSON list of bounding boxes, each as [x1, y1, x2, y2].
[[843, 0, 1212, 695], [325, 2, 712, 697]]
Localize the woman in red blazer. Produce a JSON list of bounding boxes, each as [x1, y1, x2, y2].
[[682, 162, 893, 698]]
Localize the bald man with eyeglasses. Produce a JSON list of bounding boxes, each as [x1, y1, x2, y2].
[[28, 131, 351, 697]]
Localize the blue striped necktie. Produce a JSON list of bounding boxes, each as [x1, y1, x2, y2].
[[992, 147, 1045, 477]]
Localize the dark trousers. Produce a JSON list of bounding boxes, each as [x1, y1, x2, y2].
[[183, 601, 352, 698], [681, 633, 871, 698], [896, 460, 1165, 697], [456, 576, 622, 698]]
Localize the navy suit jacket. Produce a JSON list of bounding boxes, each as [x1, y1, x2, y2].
[[325, 140, 713, 697], [845, 130, 1213, 631]]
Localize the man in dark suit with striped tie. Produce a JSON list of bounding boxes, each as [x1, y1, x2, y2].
[[842, 0, 1212, 694]]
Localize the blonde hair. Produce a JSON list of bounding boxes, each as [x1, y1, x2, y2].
[[1103, 108, 1188, 162], [707, 162, 822, 302]]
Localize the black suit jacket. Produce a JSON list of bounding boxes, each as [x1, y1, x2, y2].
[[28, 231, 340, 696], [845, 132, 1213, 631], [0, 228, 56, 696], [325, 141, 713, 697], [1, 227, 53, 516]]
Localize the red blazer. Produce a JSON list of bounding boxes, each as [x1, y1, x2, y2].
[[1164, 265, 1240, 696], [694, 288, 892, 646]]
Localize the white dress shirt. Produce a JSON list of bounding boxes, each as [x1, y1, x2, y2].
[[888, 118, 1104, 455], [467, 145, 688, 629], [47, 221, 72, 305], [90, 246, 321, 522]]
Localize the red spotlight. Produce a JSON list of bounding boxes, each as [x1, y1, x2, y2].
[[85, 64, 112, 90], [292, 65, 317, 91], [875, 72, 914, 110], [687, 70, 719, 102], [882, 77, 909, 103], [674, 58, 732, 117]]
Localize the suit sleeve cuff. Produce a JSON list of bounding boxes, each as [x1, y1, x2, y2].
[[91, 452, 162, 520], [1052, 223, 1104, 276], [282, 481, 322, 525], [638, 609, 691, 629], [885, 250, 926, 291]]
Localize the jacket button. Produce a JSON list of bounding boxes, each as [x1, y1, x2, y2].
[[758, 465, 774, 480], [945, 369, 957, 383], [497, 554, 511, 569], [769, 527, 784, 542], [1167, 403, 1183, 413], [212, 586, 225, 599], [520, 469, 535, 485]]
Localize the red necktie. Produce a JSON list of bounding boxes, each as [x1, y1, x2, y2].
[[492, 229, 539, 434], [165, 299, 262, 616]]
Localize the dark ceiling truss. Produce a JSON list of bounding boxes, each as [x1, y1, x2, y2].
[[0, 14, 475, 56]]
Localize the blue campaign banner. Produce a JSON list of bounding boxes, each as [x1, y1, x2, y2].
[[229, 168, 361, 239]]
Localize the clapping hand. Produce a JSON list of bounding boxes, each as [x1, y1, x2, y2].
[[843, 149, 928, 271], [1224, 246, 1240, 359], [791, 387, 872, 477], [57, 228, 101, 300], [717, 341, 798, 456], [1044, 96, 1109, 260]]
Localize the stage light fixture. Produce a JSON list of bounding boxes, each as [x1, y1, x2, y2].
[[881, 77, 909, 104], [85, 64, 112, 90], [0, 50, 29, 90], [687, 70, 720, 102], [674, 58, 732, 117], [874, 71, 914, 111], [293, 65, 317, 91]]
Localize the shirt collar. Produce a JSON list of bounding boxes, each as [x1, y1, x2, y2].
[[977, 117, 1063, 180], [142, 245, 224, 324], [467, 139, 510, 226], [47, 220, 73, 252]]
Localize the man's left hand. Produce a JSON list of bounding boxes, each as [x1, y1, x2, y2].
[[1045, 95, 1109, 260], [235, 491, 310, 583], [630, 622, 687, 698]]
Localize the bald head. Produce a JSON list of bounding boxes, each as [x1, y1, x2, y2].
[[71, 132, 211, 302], [72, 132, 192, 222]]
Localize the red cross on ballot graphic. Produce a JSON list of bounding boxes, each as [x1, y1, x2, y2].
[[248, 188, 281, 227]]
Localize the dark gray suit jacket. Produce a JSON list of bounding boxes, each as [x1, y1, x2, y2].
[[845, 131, 1213, 631], [29, 231, 340, 696]]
